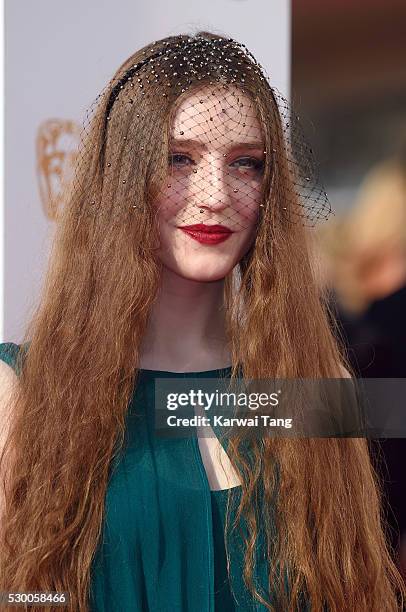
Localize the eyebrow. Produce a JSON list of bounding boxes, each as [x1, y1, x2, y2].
[[169, 138, 264, 151]]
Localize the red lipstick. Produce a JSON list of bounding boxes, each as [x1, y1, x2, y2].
[[177, 223, 233, 245]]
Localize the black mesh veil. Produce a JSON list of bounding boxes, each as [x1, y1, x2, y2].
[[70, 32, 333, 245]]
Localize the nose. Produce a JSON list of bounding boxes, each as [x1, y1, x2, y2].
[[193, 154, 229, 212]]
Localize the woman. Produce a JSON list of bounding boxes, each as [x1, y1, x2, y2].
[[0, 32, 404, 611]]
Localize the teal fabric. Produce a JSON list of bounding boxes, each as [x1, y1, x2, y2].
[[0, 342, 308, 612], [0, 342, 24, 375], [211, 488, 238, 611], [87, 366, 262, 612]]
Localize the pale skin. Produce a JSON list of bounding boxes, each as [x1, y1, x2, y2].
[[139, 85, 265, 489], [140, 85, 264, 373]]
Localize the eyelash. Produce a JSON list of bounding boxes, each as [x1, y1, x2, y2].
[[168, 153, 264, 172]]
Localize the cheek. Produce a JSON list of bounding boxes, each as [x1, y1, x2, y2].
[[234, 188, 262, 224], [154, 184, 189, 223], [240, 222, 259, 256], [226, 166, 264, 215]]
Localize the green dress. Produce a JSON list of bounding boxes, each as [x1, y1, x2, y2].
[[0, 342, 297, 612], [87, 366, 262, 611]]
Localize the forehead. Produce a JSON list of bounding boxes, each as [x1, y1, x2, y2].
[[171, 84, 264, 144]]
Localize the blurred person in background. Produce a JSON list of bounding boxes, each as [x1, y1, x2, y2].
[[315, 147, 406, 581]]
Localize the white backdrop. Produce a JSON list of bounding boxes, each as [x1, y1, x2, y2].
[[1, 0, 290, 342]]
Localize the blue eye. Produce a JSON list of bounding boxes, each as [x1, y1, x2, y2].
[[231, 157, 264, 172], [169, 153, 195, 167]]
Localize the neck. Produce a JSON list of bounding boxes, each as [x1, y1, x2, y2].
[[139, 267, 231, 372]]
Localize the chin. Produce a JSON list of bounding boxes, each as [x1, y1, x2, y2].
[[168, 260, 235, 282]]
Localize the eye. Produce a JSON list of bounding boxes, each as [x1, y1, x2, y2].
[[230, 157, 264, 173], [169, 153, 195, 167]]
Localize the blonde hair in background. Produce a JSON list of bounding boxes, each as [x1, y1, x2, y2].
[[317, 158, 406, 313]]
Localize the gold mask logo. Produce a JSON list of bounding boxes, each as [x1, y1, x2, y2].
[[36, 119, 80, 221]]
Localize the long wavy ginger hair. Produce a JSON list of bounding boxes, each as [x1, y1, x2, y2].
[[1, 32, 404, 611]]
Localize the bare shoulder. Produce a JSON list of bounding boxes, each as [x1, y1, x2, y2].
[[0, 360, 19, 532], [0, 359, 19, 397], [0, 360, 19, 439]]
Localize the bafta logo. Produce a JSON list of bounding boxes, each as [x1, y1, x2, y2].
[[36, 119, 80, 220]]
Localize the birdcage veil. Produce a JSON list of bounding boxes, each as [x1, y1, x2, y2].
[[69, 32, 333, 241]]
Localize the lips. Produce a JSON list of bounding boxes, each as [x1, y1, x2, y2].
[[177, 223, 233, 245]]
